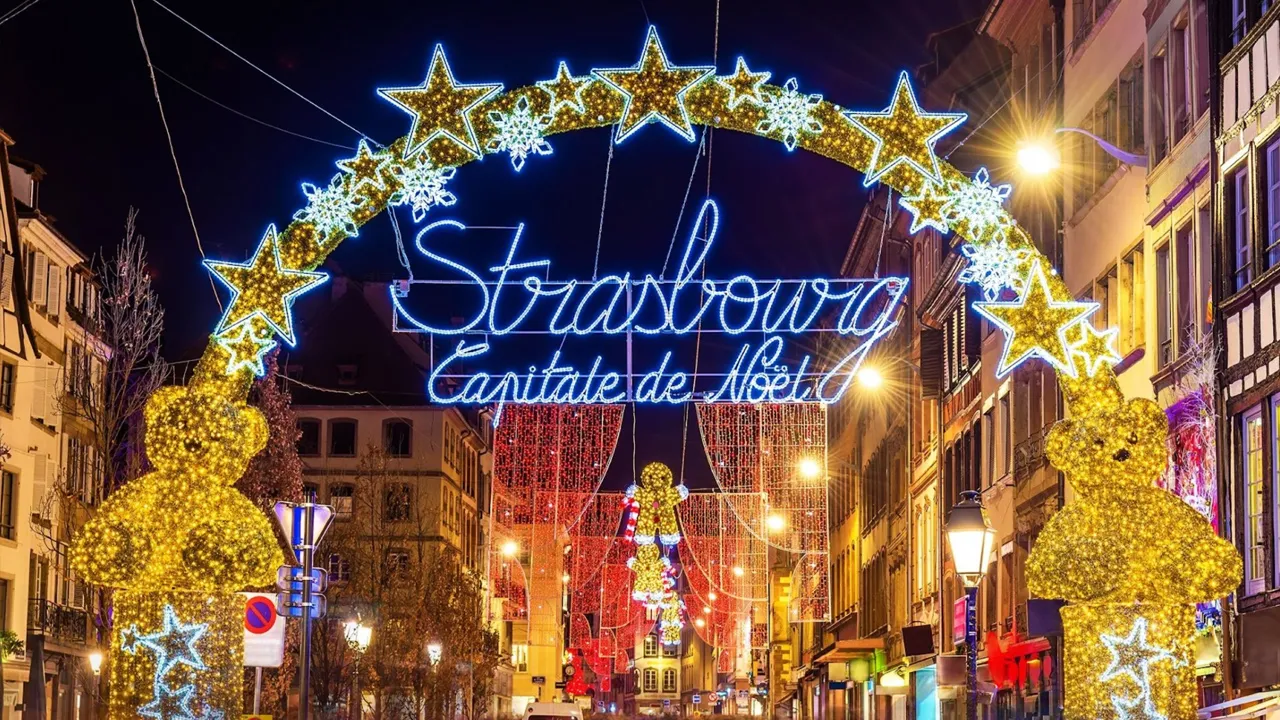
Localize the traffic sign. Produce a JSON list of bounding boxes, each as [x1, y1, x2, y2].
[[240, 593, 285, 668], [276, 565, 327, 593], [532, 676, 546, 685], [693, 694, 701, 704], [274, 502, 335, 560], [276, 592, 327, 619]]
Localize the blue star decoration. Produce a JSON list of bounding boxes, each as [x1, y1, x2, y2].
[[898, 181, 951, 234], [972, 260, 1097, 378], [716, 56, 771, 110], [138, 683, 197, 720], [844, 70, 966, 187], [1099, 617, 1178, 720], [136, 605, 209, 679], [204, 225, 329, 347], [216, 320, 277, 377], [1069, 321, 1124, 377], [593, 26, 714, 143], [378, 44, 503, 158], [537, 61, 594, 119]]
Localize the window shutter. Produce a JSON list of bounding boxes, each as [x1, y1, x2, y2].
[[31, 365, 46, 423], [31, 252, 47, 308], [0, 254, 14, 307], [44, 366, 59, 428], [32, 453, 48, 519], [46, 266, 60, 319]]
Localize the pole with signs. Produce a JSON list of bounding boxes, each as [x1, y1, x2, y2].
[[273, 499, 334, 720]]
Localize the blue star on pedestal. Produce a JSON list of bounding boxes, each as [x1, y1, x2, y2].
[[138, 683, 197, 720], [204, 225, 328, 347], [844, 70, 966, 187], [378, 44, 503, 158], [593, 26, 714, 143], [137, 605, 209, 678], [537, 61, 594, 118], [972, 260, 1097, 378], [216, 320, 277, 377]]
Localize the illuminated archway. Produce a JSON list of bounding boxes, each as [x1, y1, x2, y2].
[[70, 26, 1238, 720]]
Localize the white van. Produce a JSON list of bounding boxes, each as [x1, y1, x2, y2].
[[523, 702, 584, 720]]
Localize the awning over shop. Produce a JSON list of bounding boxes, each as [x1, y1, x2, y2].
[[814, 639, 886, 664], [1198, 691, 1280, 719]]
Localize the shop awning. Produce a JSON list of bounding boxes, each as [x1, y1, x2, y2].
[[1198, 691, 1280, 719], [813, 639, 885, 664]]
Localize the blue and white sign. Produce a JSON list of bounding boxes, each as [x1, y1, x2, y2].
[[392, 199, 907, 421]]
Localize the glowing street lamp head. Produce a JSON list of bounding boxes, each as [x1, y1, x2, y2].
[[88, 651, 104, 676], [1016, 140, 1059, 177], [427, 640, 443, 665], [797, 456, 822, 480], [766, 513, 788, 532], [501, 540, 519, 557], [855, 366, 884, 390]]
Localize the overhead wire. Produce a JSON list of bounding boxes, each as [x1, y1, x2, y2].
[[0, 0, 43, 28], [128, 0, 220, 308], [154, 67, 356, 150]]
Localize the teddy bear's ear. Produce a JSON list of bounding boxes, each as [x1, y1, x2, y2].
[[240, 405, 269, 457], [143, 385, 187, 425], [1044, 419, 1077, 470], [1125, 398, 1169, 435]]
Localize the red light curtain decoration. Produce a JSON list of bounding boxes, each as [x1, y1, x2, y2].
[[568, 492, 628, 675], [697, 403, 830, 621], [490, 405, 625, 648], [678, 492, 769, 675]]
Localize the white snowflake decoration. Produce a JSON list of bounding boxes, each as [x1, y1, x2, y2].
[[756, 78, 823, 151], [293, 175, 359, 243], [957, 240, 1030, 301], [486, 95, 553, 172], [943, 167, 1014, 242], [391, 156, 458, 222]]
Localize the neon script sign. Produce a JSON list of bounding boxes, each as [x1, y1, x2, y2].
[[391, 199, 907, 419]]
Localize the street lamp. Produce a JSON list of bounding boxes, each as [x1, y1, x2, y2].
[[945, 490, 995, 720], [426, 640, 443, 666], [1016, 128, 1147, 177], [345, 620, 372, 720], [501, 539, 519, 557], [855, 366, 884, 390], [796, 456, 822, 480], [88, 651, 103, 676], [765, 513, 787, 533]]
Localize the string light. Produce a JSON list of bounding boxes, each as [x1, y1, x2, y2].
[[592, 26, 714, 143], [536, 61, 594, 117], [716, 56, 770, 110], [972, 260, 1098, 378], [378, 43, 503, 158], [485, 95, 554, 172], [756, 77, 823, 152], [627, 462, 688, 546], [844, 70, 966, 187], [956, 239, 1031, 301]]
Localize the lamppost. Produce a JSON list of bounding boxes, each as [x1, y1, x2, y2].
[[945, 491, 996, 720], [1015, 127, 1148, 177], [344, 620, 372, 720]]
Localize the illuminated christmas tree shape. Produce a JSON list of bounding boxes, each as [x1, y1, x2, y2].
[[67, 24, 1237, 720]]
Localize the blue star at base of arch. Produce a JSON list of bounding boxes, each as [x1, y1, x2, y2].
[[138, 683, 197, 720], [136, 605, 209, 679], [844, 70, 966, 187], [204, 225, 329, 347], [592, 26, 714, 144]]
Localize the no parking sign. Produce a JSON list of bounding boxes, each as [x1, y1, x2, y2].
[[240, 592, 285, 667]]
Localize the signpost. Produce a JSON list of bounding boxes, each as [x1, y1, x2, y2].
[[273, 500, 334, 720], [241, 592, 287, 714]]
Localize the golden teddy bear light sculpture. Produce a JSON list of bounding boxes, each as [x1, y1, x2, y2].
[[70, 382, 282, 719], [1026, 372, 1241, 720]]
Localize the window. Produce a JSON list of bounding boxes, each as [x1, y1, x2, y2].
[[998, 394, 1011, 480], [1197, 205, 1211, 338], [384, 419, 412, 458], [328, 553, 351, 582], [385, 549, 410, 578], [1170, 14, 1192, 146], [643, 668, 658, 693], [982, 409, 994, 488], [1244, 408, 1266, 595], [1174, 221, 1197, 355], [1156, 245, 1173, 367], [330, 484, 353, 518], [1119, 246, 1145, 355], [303, 482, 319, 501], [662, 639, 679, 658], [644, 634, 658, 658], [1232, 0, 1249, 46], [1191, 0, 1209, 117], [511, 644, 529, 673], [0, 362, 14, 414], [0, 578, 7, 632], [1267, 139, 1280, 269], [1150, 41, 1169, 164], [1231, 166, 1252, 292], [338, 364, 358, 386], [0, 470, 13, 540], [297, 419, 321, 457], [385, 483, 413, 522], [329, 419, 357, 457], [662, 668, 677, 692]]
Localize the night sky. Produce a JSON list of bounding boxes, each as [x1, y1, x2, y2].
[[0, 0, 984, 486]]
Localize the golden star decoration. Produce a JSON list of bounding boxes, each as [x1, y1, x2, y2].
[[899, 180, 951, 234], [592, 26, 714, 143], [716, 56, 771, 110], [336, 138, 393, 193], [537, 61, 594, 117], [378, 44, 503, 158], [972, 260, 1097, 378], [205, 225, 329, 346], [216, 321, 277, 377], [1070, 320, 1123, 377], [844, 70, 966, 187]]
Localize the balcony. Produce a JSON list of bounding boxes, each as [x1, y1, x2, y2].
[[28, 598, 89, 646], [1013, 426, 1052, 483]]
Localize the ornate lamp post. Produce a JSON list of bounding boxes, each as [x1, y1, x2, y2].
[[946, 490, 996, 720], [344, 620, 372, 720]]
